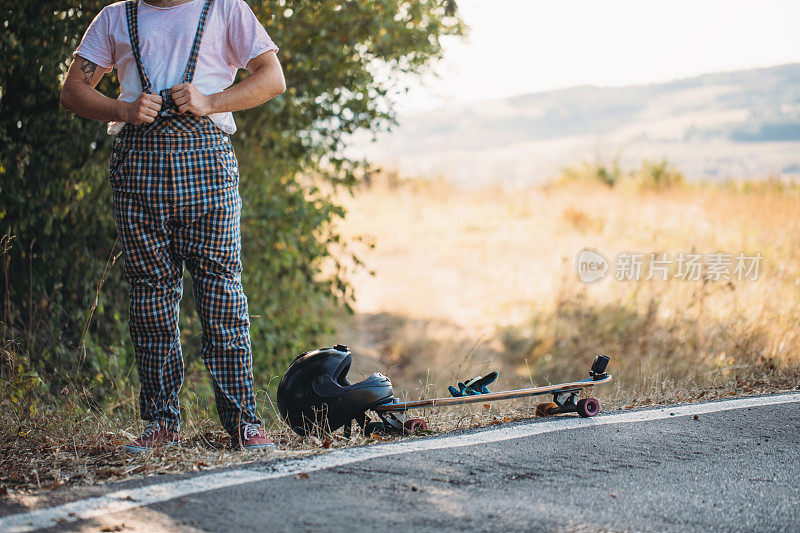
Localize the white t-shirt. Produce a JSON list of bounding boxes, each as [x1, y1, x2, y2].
[[74, 0, 278, 135]]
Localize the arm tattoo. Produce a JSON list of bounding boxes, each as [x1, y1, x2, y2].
[[79, 58, 98, 85]]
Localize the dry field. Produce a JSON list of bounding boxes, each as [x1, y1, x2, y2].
[[3, 172, 799, 496], [333, 175, 800, 412]]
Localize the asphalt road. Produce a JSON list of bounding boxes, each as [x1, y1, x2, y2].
[[3, 398, 800, 532]]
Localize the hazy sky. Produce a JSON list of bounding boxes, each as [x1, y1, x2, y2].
[[398, 0, 800, 110]]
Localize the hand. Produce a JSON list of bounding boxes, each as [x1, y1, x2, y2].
[[170, 83, 214, 116], [123, 93, 162, 124]]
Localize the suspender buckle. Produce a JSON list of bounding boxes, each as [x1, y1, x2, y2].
[[160, 88, 176, 112]]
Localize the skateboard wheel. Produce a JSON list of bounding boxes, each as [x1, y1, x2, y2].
[[535, 402, 558, 417], [403, 419, 428, 433], [577, 398, 600, 418]]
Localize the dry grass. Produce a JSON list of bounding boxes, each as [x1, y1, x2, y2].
[[0, 380, 398, 498], [333, 173, 800, 408], [3, 173, 799, 497]]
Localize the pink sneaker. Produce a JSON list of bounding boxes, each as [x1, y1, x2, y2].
[[235, 423, 276, 450], [124, 422, 179, 454]]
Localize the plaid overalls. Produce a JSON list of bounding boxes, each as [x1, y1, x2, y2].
[[110, 0, 260, 435]]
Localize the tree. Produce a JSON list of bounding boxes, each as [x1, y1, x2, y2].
[[0, 1, 463, 394]]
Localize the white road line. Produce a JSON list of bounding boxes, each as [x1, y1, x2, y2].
[[3, 392, 799, 532]]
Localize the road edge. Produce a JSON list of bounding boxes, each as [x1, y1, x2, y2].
[[3, 392, 800, 532]]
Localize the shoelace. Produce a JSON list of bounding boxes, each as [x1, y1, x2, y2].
[[241, 423, 262, 440], [140, 422, 160, 439]]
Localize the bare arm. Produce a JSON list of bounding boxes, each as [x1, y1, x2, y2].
[[60, 55, 162, 124], [171, 50, 285, 116]]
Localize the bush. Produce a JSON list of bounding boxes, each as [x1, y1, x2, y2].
[[633, 159, 685, 189], [558, 160, 621, 188], [556, 158, 685, 190], [0, 1, 463, 398]]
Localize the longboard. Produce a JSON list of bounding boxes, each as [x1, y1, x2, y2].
[[375, 374, 612, 411], [363, 355, 612, 434]]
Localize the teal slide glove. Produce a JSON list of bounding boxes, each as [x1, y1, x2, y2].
[[448, 371, 499, 397]]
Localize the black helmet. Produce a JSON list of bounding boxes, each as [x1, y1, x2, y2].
[[277, 344, 395, 435]]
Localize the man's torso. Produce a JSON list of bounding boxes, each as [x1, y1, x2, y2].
[[75, 0, 277, 134]]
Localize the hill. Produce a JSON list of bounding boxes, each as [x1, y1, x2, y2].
[[353, 63, 800, 185]]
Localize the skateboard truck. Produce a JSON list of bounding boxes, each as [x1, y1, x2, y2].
[[375, 408, 428, 434], [536, 355, 608, 417], [352, 401, 429, 437]]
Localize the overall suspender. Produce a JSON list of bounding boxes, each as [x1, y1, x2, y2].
[[125, 0, 215, 116]]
